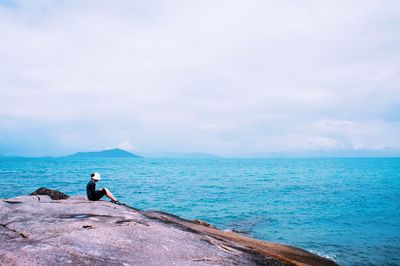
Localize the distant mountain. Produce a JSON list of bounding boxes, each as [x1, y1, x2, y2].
[[66, 148, 141, 158], [150, 152, 220, 158], [179, 153, 219, 158]]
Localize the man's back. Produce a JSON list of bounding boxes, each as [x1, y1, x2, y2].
[[86, 179, 96, 199]]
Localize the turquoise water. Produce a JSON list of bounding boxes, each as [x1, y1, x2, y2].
[[0, 157, 399, 265]]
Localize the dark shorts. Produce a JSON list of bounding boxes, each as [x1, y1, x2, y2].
[[88, 189, 106, 201]]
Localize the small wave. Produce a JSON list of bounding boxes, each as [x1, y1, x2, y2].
[[223, 228, 251, 235], [307, 249, 336, 261]]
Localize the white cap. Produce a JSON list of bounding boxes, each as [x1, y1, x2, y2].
[[91, 172, 101, 181]]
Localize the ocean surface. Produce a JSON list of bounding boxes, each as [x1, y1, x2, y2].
[[0, 157, 399, 265]]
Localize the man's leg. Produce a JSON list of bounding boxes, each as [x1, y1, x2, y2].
[[102, 188, 118, 202]]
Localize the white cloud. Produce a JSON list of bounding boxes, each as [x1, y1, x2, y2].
[[0, 0, 399, 156], [310, 119, 400, 150], [116, 141, 138, 153]]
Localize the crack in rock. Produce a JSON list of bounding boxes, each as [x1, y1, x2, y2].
[[0, 224, 28, 238]]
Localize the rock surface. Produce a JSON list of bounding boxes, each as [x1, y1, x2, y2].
[[30, 187, 70, 200], [0, 190, 337, 266]]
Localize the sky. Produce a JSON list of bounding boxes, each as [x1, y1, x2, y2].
[[0, 0, 399, 157]]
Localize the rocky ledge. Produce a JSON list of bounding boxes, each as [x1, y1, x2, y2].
[[0, 189, 337, 266]]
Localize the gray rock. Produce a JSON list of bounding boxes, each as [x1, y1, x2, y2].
[[0, 193, 337, 266]]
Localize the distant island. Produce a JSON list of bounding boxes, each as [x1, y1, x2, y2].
[[65, 148, 141, 158], [151, 152, 220, 158]]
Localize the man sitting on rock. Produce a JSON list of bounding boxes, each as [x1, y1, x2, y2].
[[86, 172, 120, 204]]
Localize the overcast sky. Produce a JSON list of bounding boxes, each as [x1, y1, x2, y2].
[[0, 0, 399, 157]]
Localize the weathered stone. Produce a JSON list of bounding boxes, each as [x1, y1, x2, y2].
[[30, 187, 69, 200], [192, 219, 215, 228], [0, 192, 337, 266]]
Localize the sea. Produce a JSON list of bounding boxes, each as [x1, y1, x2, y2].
[[0, 157, 399, 265]]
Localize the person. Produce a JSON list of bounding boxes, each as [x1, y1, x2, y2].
[[86, 172, 120, 204]]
